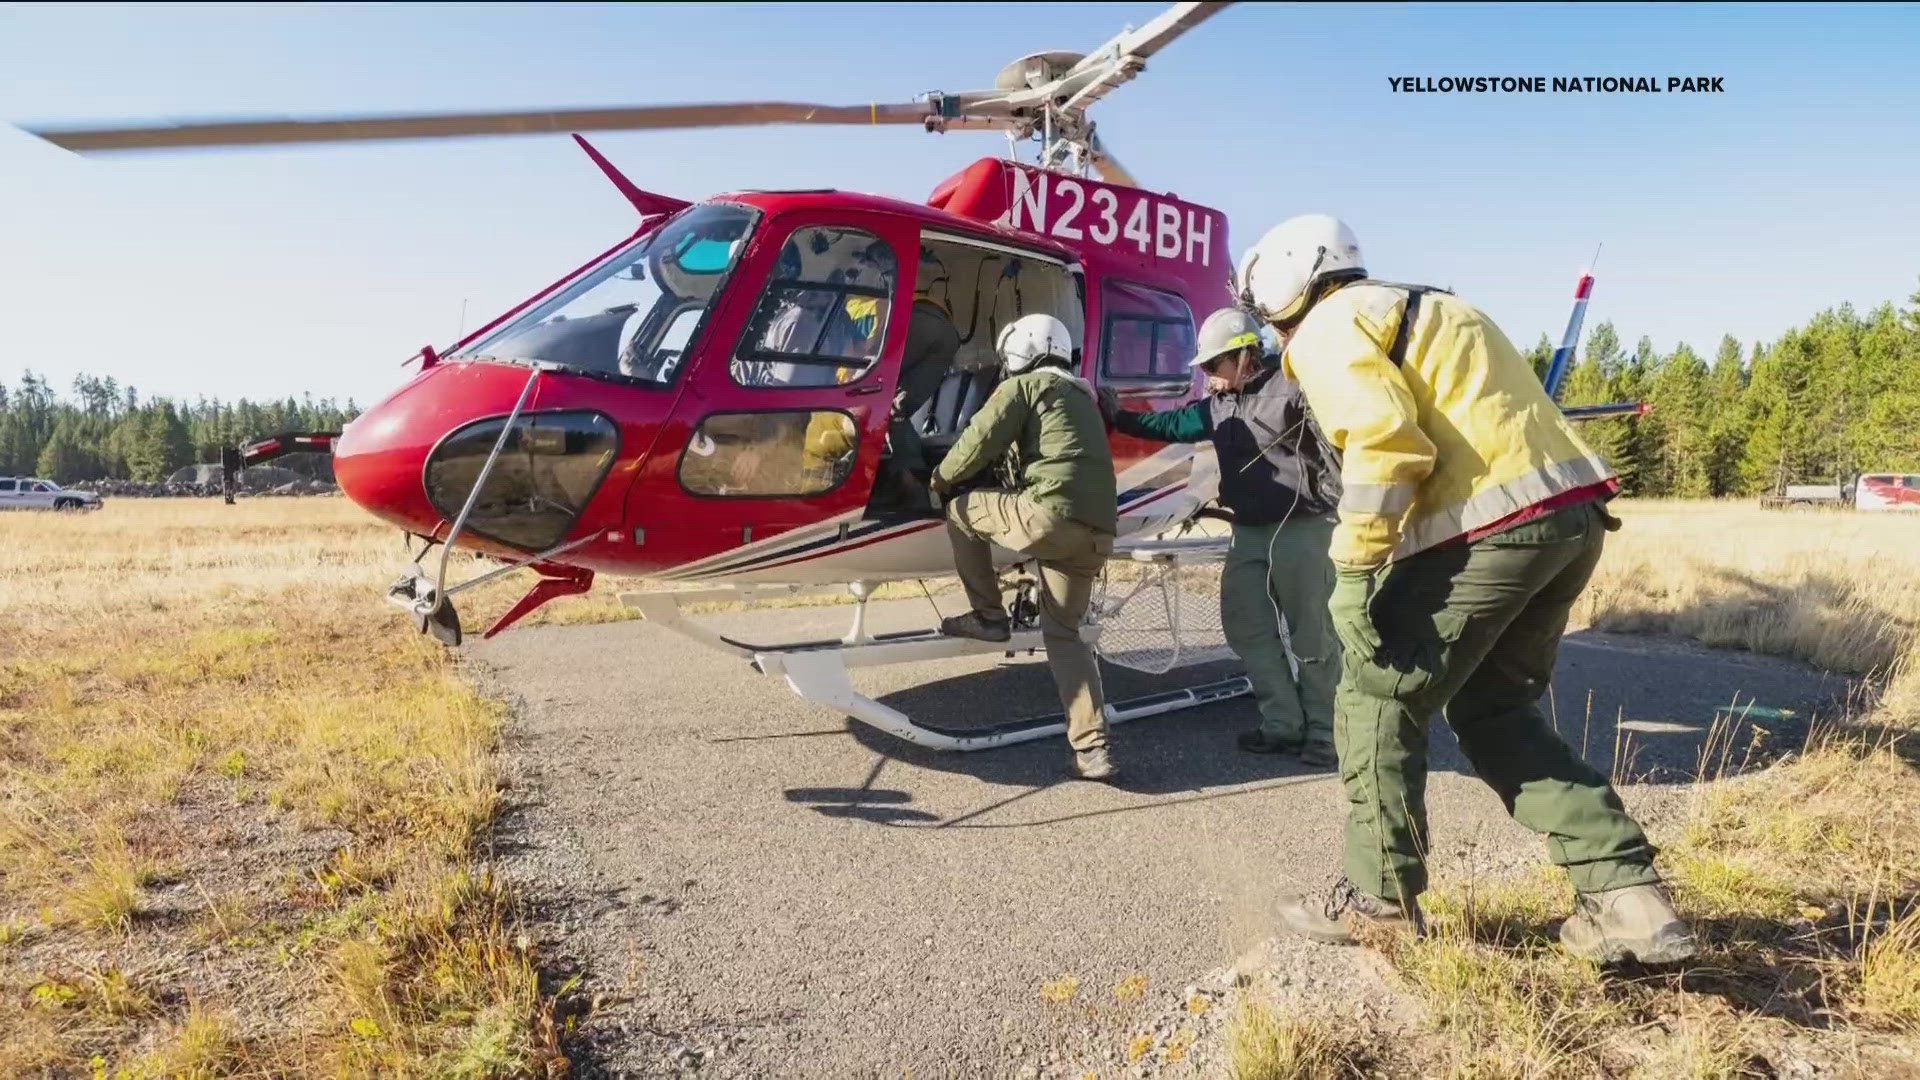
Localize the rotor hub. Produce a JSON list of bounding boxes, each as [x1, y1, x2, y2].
[[995, 51, 1086, 92]]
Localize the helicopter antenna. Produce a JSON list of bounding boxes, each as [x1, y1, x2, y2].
[[17, 2, 1234, 192]]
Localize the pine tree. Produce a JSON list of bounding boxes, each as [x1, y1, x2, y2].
[[36, 420, 90, 482], [1852, 302, 1920, 472], [1649, 343, 1712, 497], [158, 402, 194, 476], [121, 412, 169, 481], [1705, 335, 1750, 495], [0, 411, 33, 475], [1561, 322, 1638, 487], [1526, 332, 1554, 384], [1615, 336, 1662, 494]]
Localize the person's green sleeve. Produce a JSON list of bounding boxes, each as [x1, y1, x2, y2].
[[1113, 399, 1211, 444]]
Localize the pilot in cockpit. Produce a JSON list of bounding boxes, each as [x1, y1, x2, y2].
[[884, 249, 961, 506]]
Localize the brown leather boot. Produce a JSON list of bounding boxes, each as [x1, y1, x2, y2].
[[939, 610, 1011, 643], [1559, 882, 1697, 964], [1070, 746, 1120, 783], [1277, 879, 1424, 945]]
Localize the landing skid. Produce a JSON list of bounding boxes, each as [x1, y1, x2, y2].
[[620, 540, 1249, 752]]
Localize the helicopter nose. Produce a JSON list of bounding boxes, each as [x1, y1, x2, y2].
[[332, 367, 451, 537], [334, 361, 629, 552]]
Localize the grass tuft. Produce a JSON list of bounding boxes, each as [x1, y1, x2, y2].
[[1225, 996, 1374, 1079], [1853, 900, 1920, 1033]]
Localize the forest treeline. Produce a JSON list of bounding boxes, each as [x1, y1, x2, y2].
[[0, 374, 358, 482], [1508, 285, 1919, 496], [3, 283, 1917, 492]]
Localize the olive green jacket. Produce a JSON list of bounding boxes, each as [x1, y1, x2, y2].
[[933, 367, 1118, 534]]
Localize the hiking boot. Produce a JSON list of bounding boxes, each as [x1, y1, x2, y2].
[[1070, 746, 1120, 783], [1559, 882, 1697, 965], [1277, 878, 1424, 946], [1237, 729, 1299, 755], [939, 611, 1011, 643], [1299, 742, 1339, 769]]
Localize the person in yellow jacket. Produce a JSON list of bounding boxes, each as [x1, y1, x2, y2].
[[1236, 214, 1696, 966]]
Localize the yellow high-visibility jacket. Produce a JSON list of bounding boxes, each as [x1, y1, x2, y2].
[[1281, 281, 1619, 569]]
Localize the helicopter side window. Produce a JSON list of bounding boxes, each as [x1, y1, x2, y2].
[[454, 203, 757, 387], [1100, 279, 1195, 382], [679, 411, 859, 497], [731, 227, 898, 388]]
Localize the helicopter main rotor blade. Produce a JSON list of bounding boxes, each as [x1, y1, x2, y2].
[[26, 100, 940, 153], [1086, 134, 1138, 189], [1104, 0, 1236, 64]]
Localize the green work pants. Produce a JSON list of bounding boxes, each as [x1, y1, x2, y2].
[[1328, 500, 1660, 905], [1221, 514, 1340, 751], [947, 489, 1115, 752]]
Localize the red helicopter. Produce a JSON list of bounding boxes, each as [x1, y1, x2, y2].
[[21, 1, 1628, 751]]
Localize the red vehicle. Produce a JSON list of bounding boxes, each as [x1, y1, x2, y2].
[[322, 151, 1229, 595], [24, 3, 1257, 750], [18, 2, 1615, 750]]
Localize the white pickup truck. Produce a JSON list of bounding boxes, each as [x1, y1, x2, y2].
[[0, 477, 104, 511]]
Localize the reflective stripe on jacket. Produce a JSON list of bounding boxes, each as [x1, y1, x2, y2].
[[1281, 281, 1618, 568]]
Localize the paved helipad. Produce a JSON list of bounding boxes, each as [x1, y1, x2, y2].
[[470, 598, 1850, 1079]]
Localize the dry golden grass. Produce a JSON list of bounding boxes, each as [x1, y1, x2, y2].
[[1224, 996, 1377, 1079], [0, 498, 567, 1077], [1579, 498, 1920, 708]]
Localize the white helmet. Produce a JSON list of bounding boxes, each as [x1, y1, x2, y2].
[[1190, 308, 1266, 368], [1237, 214, 1366, 329], [996, 312, 1074, 374]]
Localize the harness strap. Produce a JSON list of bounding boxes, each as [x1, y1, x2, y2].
[[1354, 279, 1452, 367]]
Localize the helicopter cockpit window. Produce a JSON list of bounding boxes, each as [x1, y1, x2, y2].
[[731, 227, 897, 388], [453, 203, 758, 386], [1100, 279, 1196, 382]]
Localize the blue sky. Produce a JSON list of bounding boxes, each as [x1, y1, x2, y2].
[[2, 2, 1916, 407]]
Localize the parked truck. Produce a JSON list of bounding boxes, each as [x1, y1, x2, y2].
[[1760, 473, 1920, 511], [0, 477, 105, 511]]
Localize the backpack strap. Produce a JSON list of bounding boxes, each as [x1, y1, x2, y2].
[[1353, 279, 1451, 367]]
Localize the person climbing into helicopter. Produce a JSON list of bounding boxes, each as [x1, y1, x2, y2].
[[1236, 213, 1696, 966], [930, 312, 1121, 783], [1096, 308, 1342, 767]]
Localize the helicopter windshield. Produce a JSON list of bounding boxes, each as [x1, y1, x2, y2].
[[455, 202, 758, 384]]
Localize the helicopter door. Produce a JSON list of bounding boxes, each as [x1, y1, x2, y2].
[[654, 210, 916, 572]]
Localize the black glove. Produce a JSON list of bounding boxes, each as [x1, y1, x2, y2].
[[1096, 386, 1121, 426]]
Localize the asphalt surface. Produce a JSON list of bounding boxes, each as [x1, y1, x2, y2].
[[469, 598, 1852, 1080]]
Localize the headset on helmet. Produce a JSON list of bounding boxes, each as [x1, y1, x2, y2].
[[996, 313, 1074, 374], [1237, 215, 1367, 331]]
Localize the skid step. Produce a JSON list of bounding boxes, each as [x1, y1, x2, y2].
[[774, 641, 1252, 752], [621, 581, 1250, 752]]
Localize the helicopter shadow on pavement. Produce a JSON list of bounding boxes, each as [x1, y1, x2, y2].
[[779, 656, 1342, 828], [784, 626, 1857, 828]]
